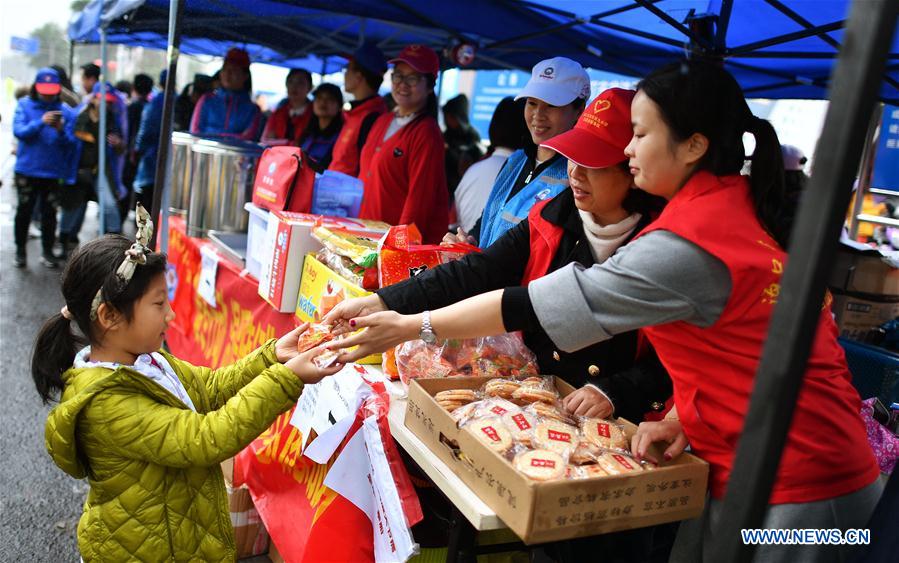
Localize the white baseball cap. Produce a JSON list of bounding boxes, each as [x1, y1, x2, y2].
[[515, 57, 592, 107]]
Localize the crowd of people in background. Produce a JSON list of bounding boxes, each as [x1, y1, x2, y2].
[[11, 43, 817, 270]]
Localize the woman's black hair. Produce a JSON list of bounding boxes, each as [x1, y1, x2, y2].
[[31, 235, 167, 404], [349, 60, 384, 92], [49, 65, 74, 91], [487, 97, 531, 155], [637, 61, 788, 247], [287, 68, 313, 90]]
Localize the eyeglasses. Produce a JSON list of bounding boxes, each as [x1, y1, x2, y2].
[[390, 72, 423, 87]]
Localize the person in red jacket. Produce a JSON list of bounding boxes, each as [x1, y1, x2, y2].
[[357, 45, 448, 243], [260, 68, 313, 145], [328, 42, 388, 177], [327, 61, 883, 563]]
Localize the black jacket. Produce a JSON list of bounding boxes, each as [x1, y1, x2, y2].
[[378, 189, 672, 422]]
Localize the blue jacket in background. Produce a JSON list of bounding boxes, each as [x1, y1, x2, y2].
[[13, 96, 78, 180], [134, 92, 165, 190], [189, 88, 262, 140]]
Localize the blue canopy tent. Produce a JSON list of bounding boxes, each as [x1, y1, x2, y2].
[[67, 3, 899, 561]]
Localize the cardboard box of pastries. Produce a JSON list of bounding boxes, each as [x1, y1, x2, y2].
[[404, 376, 709, 544]]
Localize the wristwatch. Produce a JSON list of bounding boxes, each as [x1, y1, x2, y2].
[[419, 311, 437, 344]]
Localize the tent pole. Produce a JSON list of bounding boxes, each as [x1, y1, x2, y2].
[[149, 0, 185, 252], [68, 40, 75, 83], [848, 104, 885, 239], [98, 28, 108, 235], [706, 0, 898, 560]]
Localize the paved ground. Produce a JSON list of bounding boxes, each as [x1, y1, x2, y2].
[[0, 120, 88, 559]]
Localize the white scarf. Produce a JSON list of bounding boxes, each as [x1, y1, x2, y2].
[[74, 347, 197, 411], [578, 210, 642, 263]]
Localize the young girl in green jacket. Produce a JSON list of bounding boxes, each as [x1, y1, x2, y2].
[[33, 207, 341, 562]]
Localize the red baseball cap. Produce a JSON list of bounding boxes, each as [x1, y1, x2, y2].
[[224, 47, 251, 69], [389, 44, 440, 77], [540, 88, 636, 169], [34, 68, 61, 96]]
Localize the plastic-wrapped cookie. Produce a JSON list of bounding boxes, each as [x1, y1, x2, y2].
[[528, 401, 578, 426], [437, 400, 469, 413], [534, 420, 579, 457], [582, 418, 628, 450], [514, 449, 566, 481], [476, 397, 521, 419], [577, 464, 609, 479], [484, 378, 520, 400], [512, 386, 559, 405], [595, 452, 644, 475], [569, 441, 602, 465], [466, 417, 513, 453], [435, 389, 478, 404], [501, 409, 537, 444], [518, 376, 547, 388]]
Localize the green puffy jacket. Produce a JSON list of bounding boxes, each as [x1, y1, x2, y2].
[[45, 340, 303, 562]]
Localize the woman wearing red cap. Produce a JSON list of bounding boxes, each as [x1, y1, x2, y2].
[[357, 45, 449, 243], [190, 48, 262, 141], [12, 67, 78, 269], [329, 62, 882, 562], [327, 88, 670, 423]]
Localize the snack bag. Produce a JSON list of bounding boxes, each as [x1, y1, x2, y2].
[[483, 378, 521, 400], [595, 451, 644, 475], [513, 449, 566, 481], [396, 340, 455, 384], [312, 224, 381, 269], [533, 419, 579, 459], [297, 323, 336, 353], [378, 224, 479, 287], [382, 346, 400, 380], [580, 418, 629, 451], [433, 389, 479, 413], [463, 416, 514, 455], [315, 248, 379, 289]]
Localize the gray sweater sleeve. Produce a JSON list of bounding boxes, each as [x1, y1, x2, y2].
[[527, 230, 732, 352]]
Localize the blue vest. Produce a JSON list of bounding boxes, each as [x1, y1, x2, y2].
[[478, 149, 569, 248]]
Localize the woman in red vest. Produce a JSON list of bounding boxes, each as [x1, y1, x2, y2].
[[328, 42, 388, 177], [260, 68, 313, 145], [329, 62, 882, 562], [357, 45, 448, 243]]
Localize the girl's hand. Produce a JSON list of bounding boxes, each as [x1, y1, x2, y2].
[[329, 311, 421, 363], [323, 295, 387, 336], [275, 323, 310, 363], [284, 344, 344, 384], [630, 419, 688, 464], [563, 386, 613, 419]]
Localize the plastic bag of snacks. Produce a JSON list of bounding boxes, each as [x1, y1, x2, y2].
[[378, 224, 479, 287], [315, 248, 379, 289], [312, 224, 380, 269], [396, 333, 539, 385], [297, 323, 336, 352]]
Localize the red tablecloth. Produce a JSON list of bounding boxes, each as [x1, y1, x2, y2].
[[165, 216, 297, 366]]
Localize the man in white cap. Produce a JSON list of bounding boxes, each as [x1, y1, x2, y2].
[[447, 57, 591, 248]]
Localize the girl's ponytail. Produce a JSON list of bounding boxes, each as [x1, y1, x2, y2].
[[32, 311, 86, 404], [746, 116, 789, 248]]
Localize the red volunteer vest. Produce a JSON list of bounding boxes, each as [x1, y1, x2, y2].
[[358, 112, 449, 244], [635, 171, 879, 503], [522, 198, 563, 285], [329, 96, 388, 177], [264, 103, 312, 144]]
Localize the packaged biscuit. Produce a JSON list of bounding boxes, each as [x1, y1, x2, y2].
[[483, 378, 521, 400], [513, 449, 566, 481], [534, 419, 579, 458], [581, 418, 629, 451], [312, 224, 380, 269], [575, 464, 609, 479], [464, 417, 514, 454], [297, 323, 336, 353], [526, 401, 578, 426], [512, 385, 560, 405], [435, 388, 479, 414], [474, 397, 521, 419], [569, 441, 602, 465], [595, 452, 644, 475], [501, 409, 538, 447]]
